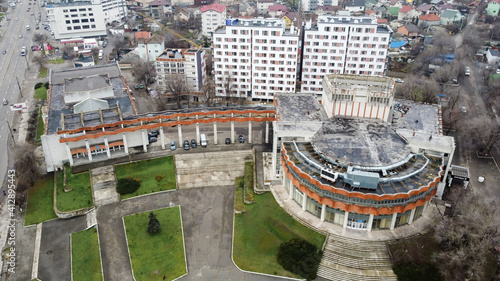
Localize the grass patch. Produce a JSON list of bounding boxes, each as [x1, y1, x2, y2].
[[35, 107, 44, 140], [25, 177, 57, 226], [38, 67, 48, 78], [56, 166, 93, 212], [46, 58, 64, 64], [233, 192, 326, 278], [115, 156, 176, 199], [234, 177, 244, 212], [124, 206, 186, 281], [34, 86, 48, 100], [244, 162, 254, 202], [71, 227, 103, 281]]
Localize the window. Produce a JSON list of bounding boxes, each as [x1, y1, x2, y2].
[[91, 24, 96, 28], [74, 26, 81, 30], [72, 19, 80, 23], [82, 25, 90, 29], [66, 20, 70, 24], [90, 18, 95, 22], [71, 14, 78, 17], [69, 9, 77, 12], [63, 9, 68, 12], [67, 26, 72, 30], [81, 19, 89, 23], [79, 8, 86, 11]]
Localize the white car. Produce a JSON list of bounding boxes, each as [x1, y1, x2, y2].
[[465, 66, 470, 76], [395, 78, 404, 83], [461, 106, 467, 113], [497, 66, 500, 74]]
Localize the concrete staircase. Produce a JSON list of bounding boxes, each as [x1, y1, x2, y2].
[[91, 165, 120, 206], [317, 235, 398, 281]]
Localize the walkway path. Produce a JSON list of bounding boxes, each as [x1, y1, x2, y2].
[[91, 165, 119, 207]]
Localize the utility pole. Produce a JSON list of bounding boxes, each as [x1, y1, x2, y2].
[[6, 121, 15, 144], [15, 77, 22, 94]]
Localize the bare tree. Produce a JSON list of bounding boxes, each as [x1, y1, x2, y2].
[[32, 55, 46, 68], [396, 75, 439, 104], [442, 90, 462, 135], [202, 77, 216, 107], [434, 187, 500, 281], [91, 47, 100, 59], [13, 144, 41, 196], [33, 33, 48, 56], [131, 60, 156, 92], [166, 74, 187, 109], [222, 71, 236, 105], [431, 63, 457, 91], [460, 117, 500, 155]]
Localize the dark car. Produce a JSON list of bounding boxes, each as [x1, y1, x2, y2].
[[149, 137, 157, 143], [238, 135, 245, 143], [183, 140, 190, 150], [103, 40, 108, 48], [149, 130, 159, 137], [134, 84, 139, 89], [225, 137, 231, 145], [191, 139, 197, 148]]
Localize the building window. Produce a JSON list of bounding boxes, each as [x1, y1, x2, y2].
[[70, 9, 77, 12], [74, 26, 81, 30], [66, 20, 70, 24], [83, 25, 90, 29], [72, 19, 80, 23], [91, 24, 96, 28], [67, 26, 72, 30]]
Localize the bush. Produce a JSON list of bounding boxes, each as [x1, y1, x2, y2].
[[44, 82, 49, 89], [277, 238, 322, 281], [116, 177, 141, 195], [155, 174, 163, 182], [147, 212, 161, 234], [34, 82, 44, 89]]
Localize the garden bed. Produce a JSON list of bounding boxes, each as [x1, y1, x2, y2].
[[71, 227, 103, 281]]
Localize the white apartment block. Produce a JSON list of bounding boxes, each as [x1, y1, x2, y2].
[[322, 74, 395, 122], [100, 0, 127, 23], [302, 0, 339, 12], [137, 35, 165, 61], [156, 49, 207, 92], [200, 3, 227, 37], [212, 18, 299, 101], [46, 2, 107, 40], [301, 15, 392, 94], [257, 0, 274, 14]]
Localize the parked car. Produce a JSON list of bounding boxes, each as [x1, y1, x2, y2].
[[170, 141, 176, 150], [2, 99, 8, 105], [183, 140, 190, 150], [191, 139, 197, 148], [395, 78, 404, 83], [238, 135, 245, 143], [134, 84, 139, 89], [461, 106, 467, 113], [149, 130, 159, 137], [148, 137, 157, 143], [465, 66, 470, 76], [225, 137, 231, 145]]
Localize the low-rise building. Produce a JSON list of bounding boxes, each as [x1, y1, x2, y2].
[[418, 13, 440, 27], [148, 0, 172, 19], [487, 0, 500, 16], [397, 23, 419, 38], [268, 4, 287, 17], [440, 9, 462, 25], [201, 3, 227, 37], [486, 48, 500, 65], [155, 48, 207, 92], [137, 34, 165, 61]]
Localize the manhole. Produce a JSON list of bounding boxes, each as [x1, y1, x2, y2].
[[46, 250, 53, 255]]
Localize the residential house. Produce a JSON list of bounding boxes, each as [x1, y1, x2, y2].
[[388, 6, 401, 18], [397, 23, 419, 39], [345, 0, 365, 13], [257, 0, 274, 14], [238, 2, 256, 16], [149, 0, 172, 19], [365, 9, 376, 16], [418, 13, 440, 27], [302, 0, 339, 12], [390, 0, 403, 8], [487, 0, 500, 16], [281, 11, 298, 26], [486, 48, 500, 65], [438, 3, 454, 11], [137, 35, 165, 61], [201, 3, 227, 37], [134, 31, 151, 41], [365, 0, 377, 9], [415, 3, 438, 15], [175, 7, 191, 21], [268, 4, 287, 16], [440, 9, 462, 25], [314, 5, 340, 15], [171, 0, 193, 6], [398, 5, 419, 22]]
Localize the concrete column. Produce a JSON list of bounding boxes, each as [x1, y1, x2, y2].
[[122, 133, 129, 154], [177, 116, 183, 146], [85, 139, 92, 161], [272, 131, 278, 177], [213, 121, 218, 145], [343, 211, 349, 229], [104, 137, 111, 158], [390, 213, 397, 230], [320, 204, 326, 222], [141, 129, 148, 152], [367, 214, 374, 232], [288, 179, 293, 199], [301, 192, 307, 211], [65, 143, 74, 166], [160, 126, 165, 149], [248, 120, 252, 144], [196, 118, 200, 144], [423, 200, 429, 213], [265, 113, 269, 144], [408, 208, 416, 225], [231, 113, 235, 143]]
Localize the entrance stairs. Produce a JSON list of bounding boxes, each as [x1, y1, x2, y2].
[[317, 234, 398, 281]]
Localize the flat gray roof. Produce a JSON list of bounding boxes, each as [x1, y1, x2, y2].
[[312, 118, 410, 167], [276, 93, 327, 123], [391, 99, 441, 135], [65, 75, 110, 93]]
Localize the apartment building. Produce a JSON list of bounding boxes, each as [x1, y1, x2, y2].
[[155, 49, 207, 92], [301, 0, 339, 12], [301, 15, 392, 94], [200, 3, 227, 37], [212, 18, 299, 101], [46, 1, 107, 40], [137, 35, 165, 61], [49, 0, 126, 25]]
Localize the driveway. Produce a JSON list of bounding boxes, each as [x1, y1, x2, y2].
[[97, 186, 296, 281]]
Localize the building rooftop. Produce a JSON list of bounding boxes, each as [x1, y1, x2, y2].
[[317, 15, 377, 25], [391, 99, 441, 136], [46, 1, 93, 7], [276, 93, 327, 123], [399, 5, 414, 13], [312, 118, 410, 167], [419, 13, 440, 21], [47, 64, 136, 135], [200, 2, 226, 13]]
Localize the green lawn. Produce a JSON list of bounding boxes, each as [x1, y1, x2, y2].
[[38, 67, 48, 78], [244, 162, 254, 202], [115, 156, 176, 199], [25, 177, 57, 226], [34, 86, 48, 100], [47, 58, 64, 64], [234, 177, 244, 212], [35, 107, 44, 140], [71, 227, 103, 281], [124, 206, 186, 281], [233, 192, 326, 278], [55, 167, 93, 212]]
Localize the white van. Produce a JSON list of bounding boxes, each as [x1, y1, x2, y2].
[[98, 50, 103, 60], [200, 134, 207, 147]]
